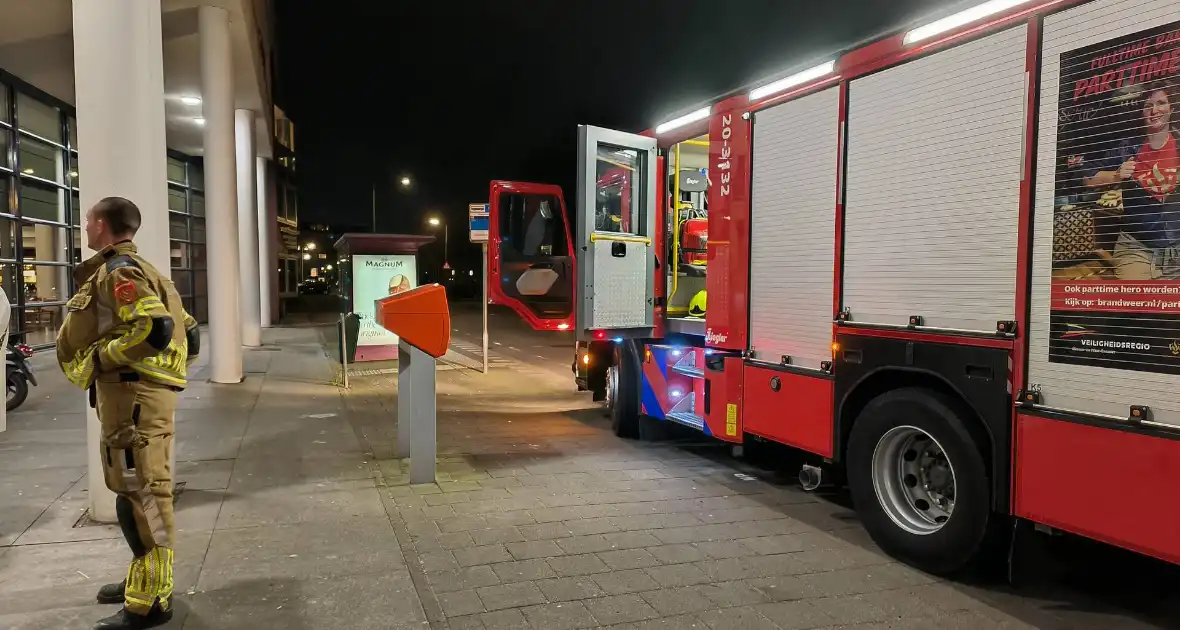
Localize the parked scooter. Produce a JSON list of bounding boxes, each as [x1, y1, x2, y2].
[[6, 339, 36, 411]]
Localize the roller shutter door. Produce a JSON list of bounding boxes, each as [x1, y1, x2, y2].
[[842, 26, 1028, 332], [749, 87, 840, 369], [1028, 0, 1180, 427]]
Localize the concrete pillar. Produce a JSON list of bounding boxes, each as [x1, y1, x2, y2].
[[72, 0, 170, 523], [256, 157, 273, 328], [235, 110, 261, 347], [200, 6, 243, 383]]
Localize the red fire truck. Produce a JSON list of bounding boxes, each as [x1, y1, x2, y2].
[[486, 0, 1180, 576]]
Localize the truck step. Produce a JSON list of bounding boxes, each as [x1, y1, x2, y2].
[[670, 365, 705, 379], [666, 412, 706, 431]]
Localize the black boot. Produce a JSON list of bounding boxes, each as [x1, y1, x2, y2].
[[96, 580, 125, 605], [93, 602, 173, 630]]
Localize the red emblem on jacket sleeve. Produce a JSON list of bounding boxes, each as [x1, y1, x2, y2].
[[114, 280, 138, 305]]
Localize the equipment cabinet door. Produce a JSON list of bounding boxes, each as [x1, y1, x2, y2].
[[576, 125, 658, 341]]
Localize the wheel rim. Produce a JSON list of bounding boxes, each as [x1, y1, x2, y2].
[[6, 379, 16, 403], [604, 364, 618, 411], [871, 425, 957, 535]]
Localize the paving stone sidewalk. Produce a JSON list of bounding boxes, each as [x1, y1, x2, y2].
[[0, 323, 1170, 629], [343, 349, 1151, 630]]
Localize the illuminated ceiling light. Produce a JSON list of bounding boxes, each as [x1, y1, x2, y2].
[[903, 0, 1033, 45], [21, 168, 34, 175], [180, 96, 202, 106], [193, 117, 206, 125], [655, 107, 711, 135], [749, 60, 838, 101]]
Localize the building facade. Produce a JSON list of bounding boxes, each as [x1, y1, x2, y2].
[[0, 0, 291, 352]]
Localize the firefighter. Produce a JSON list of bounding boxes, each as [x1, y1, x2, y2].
[[57, 197, 199, 630]]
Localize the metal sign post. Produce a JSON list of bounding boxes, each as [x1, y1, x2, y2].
[[469, 202, 490, 374], [482, 243, 489, 374]]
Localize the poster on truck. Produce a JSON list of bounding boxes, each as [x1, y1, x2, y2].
[[353, 254, 417, 347], [1049, 21, 1180, 374]]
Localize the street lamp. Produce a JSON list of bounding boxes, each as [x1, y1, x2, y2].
[[400, 176, 412, 188], [426, 214, 448, 272], [305, 242, 316, 251]]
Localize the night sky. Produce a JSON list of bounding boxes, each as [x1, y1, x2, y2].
[[276, 0, 967, 268]]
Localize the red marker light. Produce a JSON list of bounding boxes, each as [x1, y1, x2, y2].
[[593, 330, 606, 340]]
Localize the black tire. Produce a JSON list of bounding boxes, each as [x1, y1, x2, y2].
[[609, 342, 641, 439], [6, 372, 28, 412], [846, 387, 993, 576]]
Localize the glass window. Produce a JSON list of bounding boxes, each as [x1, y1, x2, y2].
[[22, 304, 64, 346], [22, 223, 69, 264], [16, 93, 61, 143], [72, 227, 81, 263], [24, 263, 69, 302], [194, 296, 208, 323], [189, 164, 204, 190], [0, 263, 18, 302], [171, 269, 192, 296], [284, 186, 297, 221], [0, 129, 10, 170], [191, 217, 205, 244], [18, 180, 65, 223], [166, 157, 186, 185], [195, 270, 207, 296], [68, 153, 78, 188], [0, 86, 8, 123], [170, 241, 189, 269], [18, 135, 63, 182], [191, 244, 206, 269], [168, 187, 186, 213], [0, 177, 9, 215], [0, 215, 17, 259], [71, 193, 80, 226], [594, 146, 644, 234], [169, 212, 188, 240], [498, 193, 569, 260], [190, 192, 204, 217], [67, 117, 77, 150]]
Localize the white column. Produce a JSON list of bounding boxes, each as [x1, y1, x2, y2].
[[235, 110, 261, 347], [256, 157, 273, 328], [72, 0, 170, 523], [201, 6, 243, 383]]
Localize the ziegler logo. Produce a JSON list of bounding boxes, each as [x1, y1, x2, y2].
[[705, 329, 728, 344], [715, 114, 733, 197]]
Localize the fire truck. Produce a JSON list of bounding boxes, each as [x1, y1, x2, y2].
[[486, 0, 1180, 576]]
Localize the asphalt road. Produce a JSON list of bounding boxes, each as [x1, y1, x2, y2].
[[446, 300, 576, 380]]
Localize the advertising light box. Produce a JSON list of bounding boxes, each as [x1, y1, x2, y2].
[[353, 253, 418, 347]]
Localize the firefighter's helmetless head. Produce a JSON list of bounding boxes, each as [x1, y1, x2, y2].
[[388, 274, 411, 295]]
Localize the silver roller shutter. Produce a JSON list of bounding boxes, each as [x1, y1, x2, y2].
[[749, 87, 841, 369], [1028, 0, 1180, 427], [842, 26, 1028, 332]]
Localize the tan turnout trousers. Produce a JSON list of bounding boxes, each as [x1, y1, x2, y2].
[[96, 377, 177, 615]]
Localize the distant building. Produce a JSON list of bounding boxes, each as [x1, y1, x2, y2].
[[273, 105, 298, 318]]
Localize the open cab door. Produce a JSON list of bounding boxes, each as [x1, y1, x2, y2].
[[576, 126, 659, 341], [487, 180, 576, 331]]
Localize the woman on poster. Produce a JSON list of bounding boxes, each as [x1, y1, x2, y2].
[[1084, 80, 1180, 280]]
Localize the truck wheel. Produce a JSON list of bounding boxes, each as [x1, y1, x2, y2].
[[846, 387, 992, 576], [609, 342, 641, 439]]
